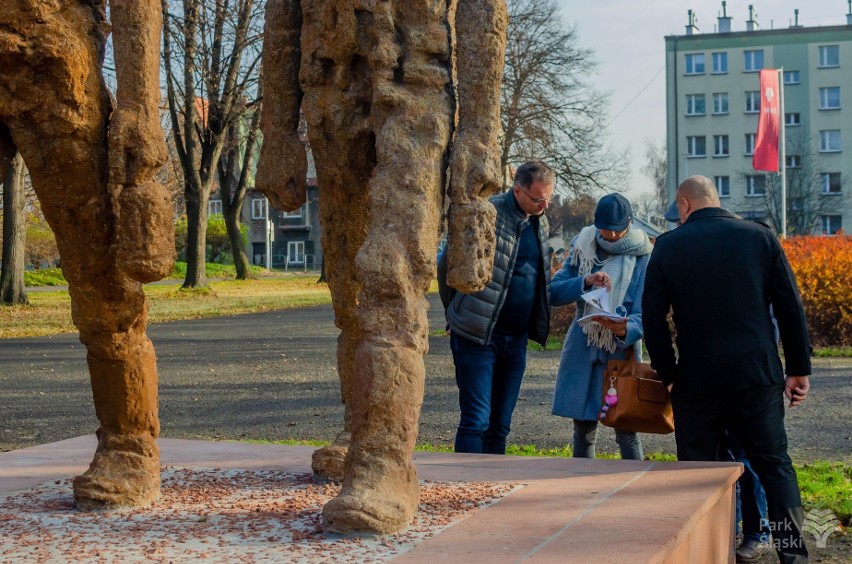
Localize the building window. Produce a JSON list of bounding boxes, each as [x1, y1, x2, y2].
[[685, 53, 705, 75], [818, 87, 841, 110], [745, 91, 761, 113], [783, 70, 800, 84], [712, 93, 729, 114], [686, 94, 706, 115], [818, 45, 840, 68], [208, 200, 223, 216], [785, 112, 801, 126], [251, 197, 267, 220], [786, 155, 801, 169], [821, 215, 842, 235], [744, 50, 764, 72], [746, 175, 766, 196], [712, 52, 728, 74], [820, 173, 842, 194], [713, 135, 729, 157], [744, 133, 756, 155], [287, 241, 305, 264], [686, 136, 706, 157], [714, 175, 730, 197], [282, 205, 303, 218], [820, 130, 841, 152]]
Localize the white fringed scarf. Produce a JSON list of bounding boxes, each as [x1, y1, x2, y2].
[[569, 225, 653, 352]]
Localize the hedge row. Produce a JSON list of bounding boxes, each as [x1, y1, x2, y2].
[[782, 233, 852, 347]]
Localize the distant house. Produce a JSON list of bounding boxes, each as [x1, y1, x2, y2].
[[632, 216, 663, 241], [209, 115, 324, 270], [242, 181, 322, 270]]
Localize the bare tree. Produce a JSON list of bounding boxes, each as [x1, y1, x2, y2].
[[545, 194, 597, 241], [745, 131, 848, 235], [162, 0, 264, 287], [1, 151, 28, 305], [641, 139, 668, 213], [500, 0, 626, 195], [216, 94, 261, 279]]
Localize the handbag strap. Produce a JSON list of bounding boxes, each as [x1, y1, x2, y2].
[[625, 345, 636, 363]]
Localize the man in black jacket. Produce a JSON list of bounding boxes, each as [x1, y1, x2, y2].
[[643, 175, 810, 564]]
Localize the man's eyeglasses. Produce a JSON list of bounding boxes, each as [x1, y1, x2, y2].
[[517, 185, 553, 205]]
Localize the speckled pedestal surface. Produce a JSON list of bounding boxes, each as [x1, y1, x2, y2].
[[0, 437, 740, 563]]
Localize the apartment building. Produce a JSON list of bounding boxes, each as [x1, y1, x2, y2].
[[665, 2, 852, 234]]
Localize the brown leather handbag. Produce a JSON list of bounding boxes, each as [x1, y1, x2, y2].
[[598, 347, 674, 434]]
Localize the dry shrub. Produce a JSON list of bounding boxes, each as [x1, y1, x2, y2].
[[550, 256, 576, 337], [550, 303, 576, 338], [782, 233, 852, 347]]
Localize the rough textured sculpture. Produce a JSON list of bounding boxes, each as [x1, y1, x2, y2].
[[257, 0, 508, 534], [0, 0, 174, 508]]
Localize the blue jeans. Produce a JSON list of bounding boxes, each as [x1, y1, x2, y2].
[[451, 331, 528, 454], [726, 430, 770, 543]]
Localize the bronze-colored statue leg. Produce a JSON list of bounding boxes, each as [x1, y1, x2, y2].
[[0, 3, 161, 509], [323, 93, 450, 534], [311, 179, 368, 480]]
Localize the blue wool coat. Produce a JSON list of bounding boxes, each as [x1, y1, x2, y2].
[[550, 250, 650, 421]]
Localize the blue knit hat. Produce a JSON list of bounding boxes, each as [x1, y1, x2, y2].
[[594, 193, 633, 231], [664, 200, 680, 222]]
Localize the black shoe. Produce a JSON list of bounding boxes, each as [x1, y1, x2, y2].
[[736, 538, 770, 563]]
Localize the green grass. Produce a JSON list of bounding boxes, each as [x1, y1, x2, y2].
[[813, 347, 852, 358], [528, 335, 565, 351], [1, 277, 332, 338], [797, 461, 852, 524], [168, 261, 269, 280], [23, 268, 66, 286]]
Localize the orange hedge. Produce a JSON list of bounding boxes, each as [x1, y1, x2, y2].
[[782, 233, 852, 347]]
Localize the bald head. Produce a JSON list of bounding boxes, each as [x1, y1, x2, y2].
[[675, 175, 721, 222]]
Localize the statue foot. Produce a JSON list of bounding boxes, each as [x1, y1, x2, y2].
[[72, 432, 160, 510], [116, 181, 175, 283], [312, 431, 350, 482], [322, 460, 419, 535]]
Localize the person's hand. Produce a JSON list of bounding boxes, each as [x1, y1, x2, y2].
[[784, 376, 810, 407], [590, 315, 627, 337], [584, 271, 611, 291]]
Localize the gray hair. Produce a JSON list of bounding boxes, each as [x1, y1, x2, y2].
[[513, 161, 555, 189]]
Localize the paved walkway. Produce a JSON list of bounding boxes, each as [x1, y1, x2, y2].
[[1, 296, 850, 462]]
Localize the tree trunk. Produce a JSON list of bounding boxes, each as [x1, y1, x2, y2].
[[1, 152, 29, 305], [182, 177, 209, 288], [225, 203, 253, 279], [317, 257, 326, 283]]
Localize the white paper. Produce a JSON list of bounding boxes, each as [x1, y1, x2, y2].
[[576, 287, 626, 327]]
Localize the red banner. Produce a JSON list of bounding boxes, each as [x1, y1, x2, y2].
[[753, 69, 781, 172]]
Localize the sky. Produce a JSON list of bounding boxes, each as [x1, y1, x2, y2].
[[558, 0, 850, 201]]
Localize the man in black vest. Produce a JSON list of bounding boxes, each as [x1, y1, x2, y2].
[[643, 175, 810, 564], [438, 161, 553, 455]]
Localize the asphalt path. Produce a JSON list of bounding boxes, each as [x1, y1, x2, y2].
[[2, 295, 850, 462]]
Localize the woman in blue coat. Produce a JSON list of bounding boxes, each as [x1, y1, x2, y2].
[[550, 194, 653, 459]]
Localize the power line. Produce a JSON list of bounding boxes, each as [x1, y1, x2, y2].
[[604, 64, 665, 129]]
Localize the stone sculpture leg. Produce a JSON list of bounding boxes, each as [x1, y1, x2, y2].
[[311, 164, 369, 481], [321, 92, 452, 535], [0, 1, 164, 508]]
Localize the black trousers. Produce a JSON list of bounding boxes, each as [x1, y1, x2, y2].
[[672, 384, 808, 564]]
